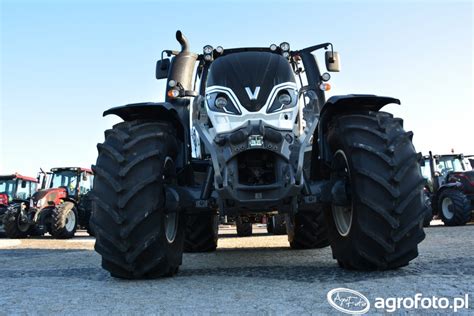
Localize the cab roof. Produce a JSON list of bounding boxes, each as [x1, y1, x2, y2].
[[0, 173, 38, 183], [50, 167, 93, 173]]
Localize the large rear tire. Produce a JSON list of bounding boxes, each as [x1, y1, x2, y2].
[[236, 217, 252, 237], [325, 111, 425, 270], [286, 210, 329, 249], [423, 191, 433, 227], [184, 214, 219, 252], [270, 215, 287, 235], [50, 202, 78, 239], [266, 216, 274, 234], [91, 120, 184, 279], [78, 192, 94, 236], [438, 189, 471, 226]]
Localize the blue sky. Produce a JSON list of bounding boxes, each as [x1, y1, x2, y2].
[[1, 0, 472, 176]]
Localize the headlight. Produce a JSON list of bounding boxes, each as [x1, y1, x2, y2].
[[278, 93, 291, 106], [206, 92, 241, 115], [267, 89, 297, 113], [203, 45, 213, 54], [215, 96, 228, 109], [280, 42, 290, 52]]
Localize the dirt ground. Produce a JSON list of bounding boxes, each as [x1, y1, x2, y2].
[[0, 222, 472, 314]]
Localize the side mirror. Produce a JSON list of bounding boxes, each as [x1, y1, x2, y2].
[[21, 181, 27, 188], [325, 51, 341, 72], [82, 174, 88, 181], [156, 58, 170, 79]]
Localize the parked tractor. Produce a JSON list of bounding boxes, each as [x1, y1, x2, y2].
[[0, 174, 38, 236], [91, 31, 426, 279], [420, 152, 473, 226], [3, 167, 94, 238]]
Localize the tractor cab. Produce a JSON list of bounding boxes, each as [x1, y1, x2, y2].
[[30, 167, 93, 218], [47, 167, 94, 199], [0, 174, 38, 205], [422, 154, 473, 190]]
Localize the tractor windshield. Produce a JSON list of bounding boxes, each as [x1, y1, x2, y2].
[[50, 170, 79, 196], [437, 156, 470, 177], [0, 179, 16, 201]]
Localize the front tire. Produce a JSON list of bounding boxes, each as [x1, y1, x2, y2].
[[91, 120, 184, 279], [3, 205, 30, 238], [326, 111, 425, 270], [438, 189, 471, 226], [50, 202, 78, 239]]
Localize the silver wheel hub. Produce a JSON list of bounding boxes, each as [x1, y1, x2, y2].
[[331, 150, 353, 237], [17, 210, 30, 232], [65, 209, 76, 232], [441, 197, 454, 220], [163, 156, 178, 243]]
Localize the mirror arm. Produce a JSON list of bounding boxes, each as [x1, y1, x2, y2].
[[296, 42, 332, 54]]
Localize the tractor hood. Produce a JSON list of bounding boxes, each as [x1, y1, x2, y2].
[[206, 52, 295, 112], [32, 188, 67, 209], [451, 170, 474, 183]]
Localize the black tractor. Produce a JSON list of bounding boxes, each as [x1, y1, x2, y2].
[[91, 31, 426, 279], [420, 152, 473, 226], [0, 174, 38, 236]]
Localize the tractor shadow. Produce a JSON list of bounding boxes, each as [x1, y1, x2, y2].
[[181, 244, 474, 284], [218, 232, 270, 238]]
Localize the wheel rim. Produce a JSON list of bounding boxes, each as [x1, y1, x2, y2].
[[331, 150, 353, 237], [163, 156, 178, 243], [65, 209, 76, 232], [441, 197, 454, 220], [17, 209, 30, 232]]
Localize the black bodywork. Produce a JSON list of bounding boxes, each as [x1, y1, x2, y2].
[[103, 31, 400, 218], [206, 52, 296, 112]]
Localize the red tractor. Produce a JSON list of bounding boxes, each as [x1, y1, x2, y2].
[[3, 167, 94, 238], [0, 174, 38, 236], [421, 152, 474, 226]]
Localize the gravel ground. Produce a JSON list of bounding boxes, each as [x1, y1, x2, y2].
[[0, 222, 472, 315]]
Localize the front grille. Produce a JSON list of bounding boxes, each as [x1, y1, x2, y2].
[[238, 150, 277, 185]]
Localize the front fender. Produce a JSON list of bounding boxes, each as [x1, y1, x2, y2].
[[320, 94, 400, 121], [104, 102, 180, 124], [311, 94, 401, 178], [104, 102, 187, 142]]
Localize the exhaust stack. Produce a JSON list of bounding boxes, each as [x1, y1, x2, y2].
[[166, 30, 197, 101]]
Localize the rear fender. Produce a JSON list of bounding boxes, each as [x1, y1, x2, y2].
[[312, 95, 401, 178]]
